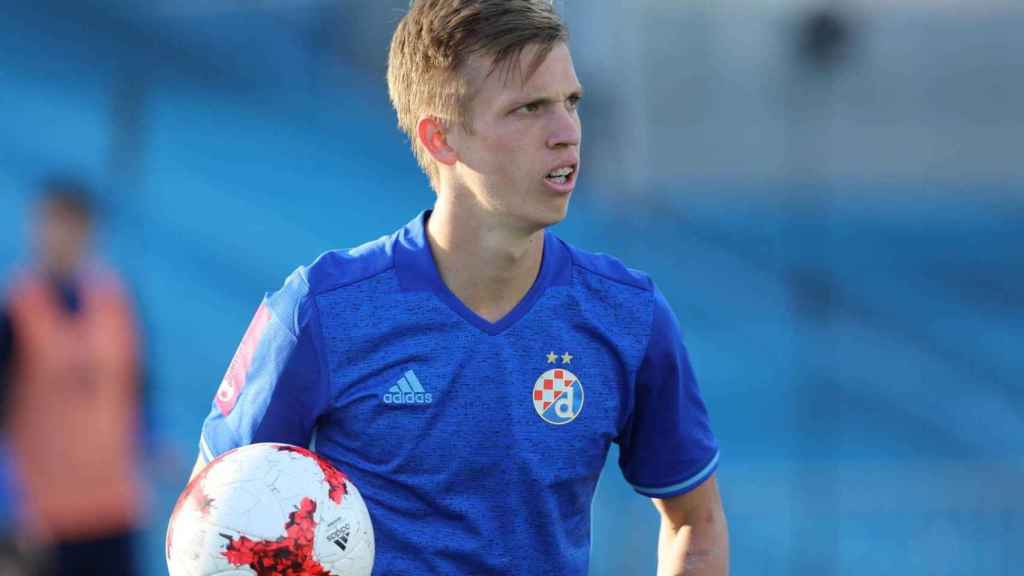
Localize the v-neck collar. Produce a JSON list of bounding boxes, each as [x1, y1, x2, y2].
[[394, 211, 569, 336]]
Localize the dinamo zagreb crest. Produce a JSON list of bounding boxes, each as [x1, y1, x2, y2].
[[532, 369, 584, 425]]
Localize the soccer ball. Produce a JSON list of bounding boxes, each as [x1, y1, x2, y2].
[[166, 443, 374, 576]]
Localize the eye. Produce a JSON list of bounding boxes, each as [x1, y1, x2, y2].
[[517, 102, 542, 114], [567, 95, 582, 110]]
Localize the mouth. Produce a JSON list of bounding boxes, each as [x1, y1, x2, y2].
[[544, 164, 578, 190]]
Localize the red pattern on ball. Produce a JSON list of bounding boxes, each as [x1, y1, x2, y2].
[[223, 497, 333, 576], [275, 445, 349, 504]]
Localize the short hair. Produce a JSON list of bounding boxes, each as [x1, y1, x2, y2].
[[387, 0, 569, 188], [37, 177, 95, 226]]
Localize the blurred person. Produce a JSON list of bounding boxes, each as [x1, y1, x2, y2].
[[191, 1, 728, 574], [0, 179, 143, 575]]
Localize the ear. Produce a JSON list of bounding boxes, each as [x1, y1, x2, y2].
[[416, 116, 458, 167]]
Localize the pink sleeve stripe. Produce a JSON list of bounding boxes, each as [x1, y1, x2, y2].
[[215, 303, 273, 416]]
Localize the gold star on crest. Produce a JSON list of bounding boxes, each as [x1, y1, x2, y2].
[[561, 352, 573, 364], [546, 351, 558, 364]]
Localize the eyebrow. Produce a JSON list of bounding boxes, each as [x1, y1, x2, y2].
[[513, 86, 585, 108]]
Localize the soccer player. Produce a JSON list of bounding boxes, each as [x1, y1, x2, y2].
[[193, 1, 729, 574]]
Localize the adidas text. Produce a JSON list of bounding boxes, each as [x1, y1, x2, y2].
[[383, 370, 432, 405], [383, 392, 433, 405]]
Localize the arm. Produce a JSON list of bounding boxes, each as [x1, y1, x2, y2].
[[0, 308, 14, 429], [190, 268, 327, 488], [617, 285, 725, 573], [653, 474, 729, 576]]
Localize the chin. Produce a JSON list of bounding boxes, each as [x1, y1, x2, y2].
[[531, 197, 571, 230]]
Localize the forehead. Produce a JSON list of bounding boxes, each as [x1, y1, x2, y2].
[[462, 42, 580, 108]]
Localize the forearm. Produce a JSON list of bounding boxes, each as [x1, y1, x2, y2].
[[656, 503, 729, 576]]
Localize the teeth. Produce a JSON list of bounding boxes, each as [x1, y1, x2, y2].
[[547, 166, 574, 178]]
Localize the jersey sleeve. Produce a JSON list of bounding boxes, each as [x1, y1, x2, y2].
[[617, 286, 720, 499], [197, 268, 330, 465]]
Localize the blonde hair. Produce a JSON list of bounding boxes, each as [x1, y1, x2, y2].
[[387, 0, 568, 188]]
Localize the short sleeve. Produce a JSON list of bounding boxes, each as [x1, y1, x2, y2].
[[198, 268, 330, 464], [617, 286, 720, 498]]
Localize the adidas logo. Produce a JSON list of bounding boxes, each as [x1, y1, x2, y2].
[[383, 370, 432, 405], [327, 524, 350, 551]]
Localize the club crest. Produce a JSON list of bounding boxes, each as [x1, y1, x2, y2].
[[532, 368, 584, 425]]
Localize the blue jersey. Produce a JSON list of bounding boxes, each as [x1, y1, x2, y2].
[[199, 211, 719, 575]]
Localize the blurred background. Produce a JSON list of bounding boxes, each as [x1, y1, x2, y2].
[[0, 0, 1021, 573]]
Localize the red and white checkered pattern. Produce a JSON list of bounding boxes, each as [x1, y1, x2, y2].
[[532, 369, 576, 413]]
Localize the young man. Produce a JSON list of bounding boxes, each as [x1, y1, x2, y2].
[[195, 1, 728, 574]]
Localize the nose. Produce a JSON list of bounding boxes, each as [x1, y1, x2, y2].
[[546, 106, 581, 149]]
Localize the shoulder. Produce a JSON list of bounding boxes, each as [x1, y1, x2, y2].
[[1, 270, 41, 325], [558, 241, 690, 357], [555, 238, 659, 358], [304, 232, 397, 296], [264, 232, 398, 335], [3, 265, 42, 296], [560, 238, 653, 294], [82, 263, 133, 302]]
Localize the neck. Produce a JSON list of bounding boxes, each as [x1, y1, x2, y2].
[[426, 195, 545, 323], [43, 259, 81, 282]]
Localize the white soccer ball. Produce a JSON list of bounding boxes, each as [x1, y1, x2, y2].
[[166, 443, 374, 576]]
